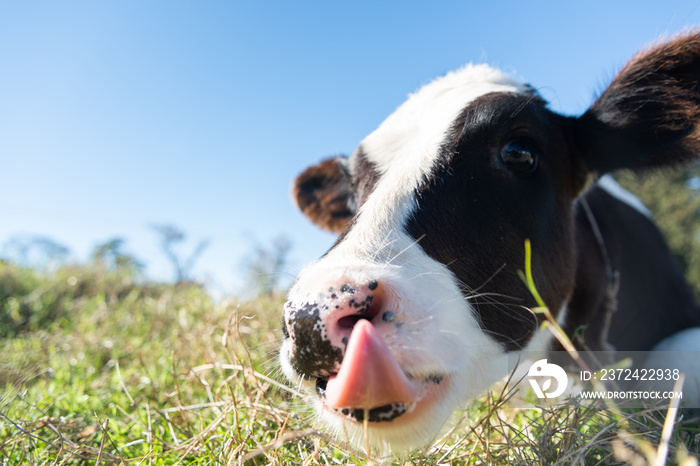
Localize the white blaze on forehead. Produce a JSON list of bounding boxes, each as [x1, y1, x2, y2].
[[363, 64, 527, 180], [339, 64, 528, 259]]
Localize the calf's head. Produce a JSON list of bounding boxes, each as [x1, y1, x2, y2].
[[280, 34, 700, 453]]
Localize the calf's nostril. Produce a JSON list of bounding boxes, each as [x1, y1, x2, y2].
[[336, 284, 384, 328], [338, 314, 372, 330]]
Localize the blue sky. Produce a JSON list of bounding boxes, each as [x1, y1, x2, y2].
[[2, 1, 700, 294]]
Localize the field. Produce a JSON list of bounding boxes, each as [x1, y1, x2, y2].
[[1, 259, 699, 465]]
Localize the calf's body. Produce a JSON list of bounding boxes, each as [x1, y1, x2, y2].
[[569, 183, 700, 352], [280, 33, 700, 453]]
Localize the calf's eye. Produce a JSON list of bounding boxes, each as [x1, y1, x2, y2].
[[500, 140, 538, 174]]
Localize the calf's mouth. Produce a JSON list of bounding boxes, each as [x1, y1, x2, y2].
[[311, 318, 447, 424], [316, 377, 409, 422]]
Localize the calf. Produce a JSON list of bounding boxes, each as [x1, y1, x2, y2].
[[280, 33, 700, 453]]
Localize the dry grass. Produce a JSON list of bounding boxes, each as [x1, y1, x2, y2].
[[1, 262, 700, 464]]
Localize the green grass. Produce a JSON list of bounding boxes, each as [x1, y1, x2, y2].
[[1, 261, 699, 465]]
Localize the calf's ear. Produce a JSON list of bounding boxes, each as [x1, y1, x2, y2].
[[293, 156, 355, 233], [576, 32, 700, 174]]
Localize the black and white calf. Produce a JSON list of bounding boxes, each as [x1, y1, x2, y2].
[[280, 33, 700, 453]]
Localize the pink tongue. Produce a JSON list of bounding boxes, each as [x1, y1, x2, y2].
[[325, 319, 420, 410]]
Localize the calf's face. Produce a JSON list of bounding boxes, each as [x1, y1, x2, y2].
[[281, 65, 582, 451], [280, 35, 700, 453]]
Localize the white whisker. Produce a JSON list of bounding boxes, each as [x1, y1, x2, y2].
[[386, 233, 426, 265]]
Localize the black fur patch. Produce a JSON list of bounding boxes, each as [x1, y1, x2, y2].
[[404, 93, 577, 351]]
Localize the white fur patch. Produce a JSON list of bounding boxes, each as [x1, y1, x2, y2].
[[357, 65, 527, 237], [644, 327, 700, 405], [597, 175, 653, 218], [344, 64, 528, 263]]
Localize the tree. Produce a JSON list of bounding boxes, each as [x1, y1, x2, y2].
[[151, 224, 209, 284], [1, 235, 70, 270], [90, 238, 144, 275], [244, 235, 293, 296]]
